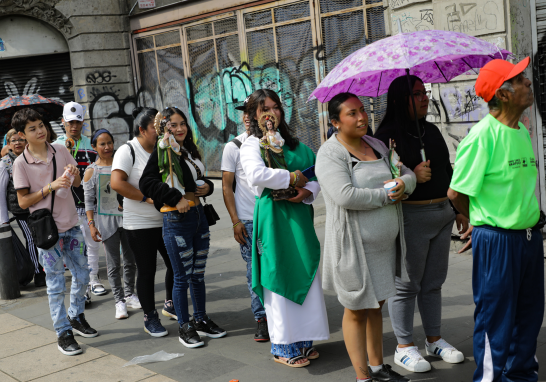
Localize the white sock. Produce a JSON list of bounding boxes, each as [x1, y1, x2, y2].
[[369, 364, 383, 373]]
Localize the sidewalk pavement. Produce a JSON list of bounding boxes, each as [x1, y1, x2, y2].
[[1, 180, 545, 382]]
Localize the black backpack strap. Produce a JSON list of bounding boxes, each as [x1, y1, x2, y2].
[[231, 138, 242, 149], [126, 142, 135, 165]]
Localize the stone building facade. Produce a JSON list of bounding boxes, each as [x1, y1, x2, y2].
[[0, 0, 543, 208]]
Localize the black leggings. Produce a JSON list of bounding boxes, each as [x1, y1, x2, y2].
[[126, 227, 173, 314]]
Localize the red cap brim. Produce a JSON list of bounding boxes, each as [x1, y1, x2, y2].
[[507, 56, 530, 81]]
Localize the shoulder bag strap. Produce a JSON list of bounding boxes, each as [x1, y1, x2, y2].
[[51, 154, 57, 213], [231, 138, 242, 148], [186, 156, 203, 179]]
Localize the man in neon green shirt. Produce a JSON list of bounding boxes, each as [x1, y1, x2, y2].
[[448, 57, 544, 382]]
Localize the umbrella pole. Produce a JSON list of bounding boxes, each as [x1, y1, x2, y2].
[[405, 69, 426, 162]]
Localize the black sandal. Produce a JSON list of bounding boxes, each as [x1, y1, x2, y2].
[[274, 355, 310, 368], [301, 347, 319, 360]]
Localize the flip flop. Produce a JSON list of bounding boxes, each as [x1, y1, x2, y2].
[[302, 347, 319, 360], [274, 355, 310, 368]]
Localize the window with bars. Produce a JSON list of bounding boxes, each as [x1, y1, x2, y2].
[[134, 0, 387, 172]]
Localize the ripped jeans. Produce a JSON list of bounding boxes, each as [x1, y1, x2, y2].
[[163, 204, 210, 325], [37, 226, 89, 337]]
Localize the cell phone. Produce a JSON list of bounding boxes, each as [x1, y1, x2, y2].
[[302, 165, 315, 179]]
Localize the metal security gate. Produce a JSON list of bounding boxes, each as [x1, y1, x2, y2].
[[0, 52, 73, 139], [133, 0, 387, 173]]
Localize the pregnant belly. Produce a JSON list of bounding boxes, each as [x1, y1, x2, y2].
[[358, 204, 399, 251]]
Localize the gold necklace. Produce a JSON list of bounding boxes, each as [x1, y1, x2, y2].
[[337, 134, 367, 156]]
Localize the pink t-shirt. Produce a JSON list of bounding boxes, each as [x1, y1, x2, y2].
[[13, 143, 79, 233]]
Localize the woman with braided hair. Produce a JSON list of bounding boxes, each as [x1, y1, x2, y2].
[[140, 107, 225, 349]]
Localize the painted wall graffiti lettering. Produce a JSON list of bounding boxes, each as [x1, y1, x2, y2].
[[86, 71, 117, 84], [391, 5, 434, 34], [0, 52, 73, 136], [439, 84, 488, 123], [433, 0, 505, 37]]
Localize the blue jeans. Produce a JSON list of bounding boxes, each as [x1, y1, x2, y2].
[[37, 226, 89, 337], [239, 220, 266, 320], [163, 205, 210, 325]]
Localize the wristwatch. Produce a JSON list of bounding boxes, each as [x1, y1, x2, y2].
[[140, 195, 147, 203]]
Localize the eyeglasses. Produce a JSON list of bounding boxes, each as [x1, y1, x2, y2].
[[412, 91, 431, 102], [10, 139, 26, 144]]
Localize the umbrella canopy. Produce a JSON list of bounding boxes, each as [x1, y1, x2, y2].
[[0, 95, 64, 130], [309, 30, 512, 103]]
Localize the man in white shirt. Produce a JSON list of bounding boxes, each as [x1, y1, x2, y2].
[[221, 99, 269, 342]]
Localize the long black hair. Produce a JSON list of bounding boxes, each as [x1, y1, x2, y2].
[[161, 107, 202, 161], [246, 89, 299, 150], [376, 75, 424, 163], [132, 107, 158, 137]]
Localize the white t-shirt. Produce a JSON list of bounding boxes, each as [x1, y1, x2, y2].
[[112, 137, 163, 230], [221, 132, 255, 221]]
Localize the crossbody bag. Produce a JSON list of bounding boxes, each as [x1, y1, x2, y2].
[[25, 147, 59, 249]]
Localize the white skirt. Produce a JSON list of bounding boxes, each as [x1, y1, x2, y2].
[[263, 270, 330, 344]]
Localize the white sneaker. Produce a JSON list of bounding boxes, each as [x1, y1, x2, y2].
[[85, 285, 91, 305], [115, 301, 128, 319], [89, 275, 107, 296], [125, 294, 142, 309], [425, 338, 464, 364], [394, 346, 431, 372]]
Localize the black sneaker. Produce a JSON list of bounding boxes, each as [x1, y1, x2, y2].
[[369, 364, 411, 382], [254, 317, 270, 342], [193, 315, 227, 338], [67, 313, 99, 338], [179, 322, 204, 348], [57, 330, 82, 356]]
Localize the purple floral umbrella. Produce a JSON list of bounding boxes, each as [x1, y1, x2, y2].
[[309, 30, 511, 160]]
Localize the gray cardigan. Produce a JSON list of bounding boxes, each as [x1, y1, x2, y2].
[[315, 134, 416, 310]]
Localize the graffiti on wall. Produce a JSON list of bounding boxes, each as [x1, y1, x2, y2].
[[391, 5, 434, 34], [433, 0, 505, 37], [0, 52, 73, 136]]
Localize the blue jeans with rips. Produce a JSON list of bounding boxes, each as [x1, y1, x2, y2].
[[163, 204, 210, 326], [239, 220, 266, 321], [37, 226, 89, 337]]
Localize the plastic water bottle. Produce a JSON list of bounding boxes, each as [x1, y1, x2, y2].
[[55, 169, 75, 199]]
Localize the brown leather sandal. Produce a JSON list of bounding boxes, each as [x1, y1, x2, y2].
[[274, 355, 310, 368]]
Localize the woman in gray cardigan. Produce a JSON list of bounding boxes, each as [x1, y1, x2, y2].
[[316, 93, 416, 382]]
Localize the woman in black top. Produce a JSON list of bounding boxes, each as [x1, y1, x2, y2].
[[374, 75, 469, 373], [139, 107, 226, 349]]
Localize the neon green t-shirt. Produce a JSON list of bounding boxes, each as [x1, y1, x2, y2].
[[450, 113, 539, 230]]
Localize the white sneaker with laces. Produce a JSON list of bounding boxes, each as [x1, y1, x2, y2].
[[425, 338, 464, 364], [115, 301, 128, 319], [125, 294, 142, 309], [89, 275, 107, 296], [394, 346, 431, 372]]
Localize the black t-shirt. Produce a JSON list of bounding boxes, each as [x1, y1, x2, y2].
[[374, 119, 453, 202]]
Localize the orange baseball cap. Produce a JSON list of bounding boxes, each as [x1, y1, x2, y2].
[[475, 57, 530, 102]]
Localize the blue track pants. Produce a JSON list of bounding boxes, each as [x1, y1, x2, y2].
[[472, 225, 544, 382]]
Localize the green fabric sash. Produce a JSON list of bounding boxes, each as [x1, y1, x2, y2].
[[251, 142, 320, 305], [157, 137, 185, 188]]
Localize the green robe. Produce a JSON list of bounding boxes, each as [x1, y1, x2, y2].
[[251, 142, 320, 306]]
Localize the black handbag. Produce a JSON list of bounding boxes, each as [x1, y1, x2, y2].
[[26, 150, 59, 249], [186, 156, 220, 226]]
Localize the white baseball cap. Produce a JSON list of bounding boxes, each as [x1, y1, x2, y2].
[[63, 102, 84, 122]]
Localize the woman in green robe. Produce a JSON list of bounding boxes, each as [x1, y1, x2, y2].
[[240, 89, 329, 368]]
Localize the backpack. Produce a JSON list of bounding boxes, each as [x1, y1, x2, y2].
[[116, 142, 135, 207], [231, 138, 242, 193]]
